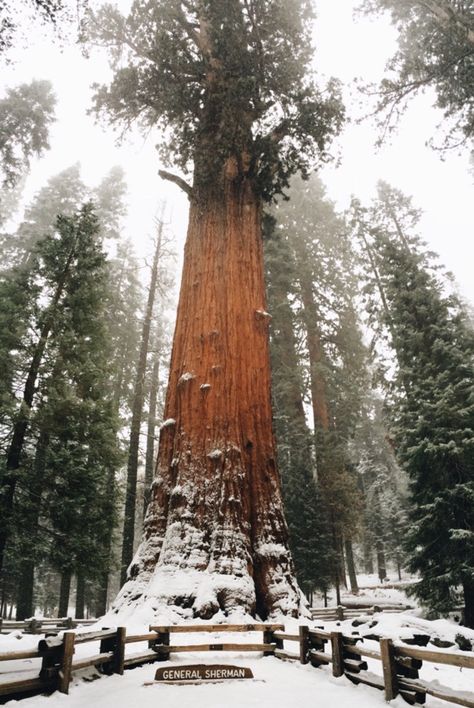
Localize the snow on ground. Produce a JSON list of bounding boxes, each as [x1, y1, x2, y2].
[[2, 581, 474, 708], [0, 650, 422, 708], [2, 613, 474, 707]]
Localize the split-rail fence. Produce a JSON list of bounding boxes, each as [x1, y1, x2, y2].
[[0, 621, 473, 706]]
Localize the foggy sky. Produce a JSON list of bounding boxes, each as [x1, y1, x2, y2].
[[1, 0, 473, 303]]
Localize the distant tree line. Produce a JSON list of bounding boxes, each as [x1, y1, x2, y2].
[[0, 87, 174, 617]]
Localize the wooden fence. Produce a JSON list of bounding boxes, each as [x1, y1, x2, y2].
[[310, 604, 411, 621], [0, 617, 96, 635], [0, 623, 282, 701], [269, 626, 474, 708], [1, 622, 473, 706]]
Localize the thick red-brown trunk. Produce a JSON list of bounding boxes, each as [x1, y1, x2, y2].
[[113, 173, 300, 620]]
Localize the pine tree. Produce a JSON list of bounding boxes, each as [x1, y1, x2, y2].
[[35, 204, 120, 616], [0, 80, 55, 188], [271, 175, 365, 600], [351, 393, 409, 582], [354, 183, 474, 627], [264, 216, 334, 600], [363, 0, 474, 148]]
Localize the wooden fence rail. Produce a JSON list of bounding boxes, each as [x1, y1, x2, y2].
[[0, 617, 96, 635], [0, 621, 473, 706], [272, 625, 474, 708], [0, 622, 282, 701], [310, 604, 411, 621]]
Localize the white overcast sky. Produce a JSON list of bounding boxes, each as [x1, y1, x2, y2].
[[1, 0, 473, 302]]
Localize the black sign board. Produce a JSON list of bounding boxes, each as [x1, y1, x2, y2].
[[155, 664, 254, 682]]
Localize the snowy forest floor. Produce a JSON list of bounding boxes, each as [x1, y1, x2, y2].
[[2, 579, 474, 708]]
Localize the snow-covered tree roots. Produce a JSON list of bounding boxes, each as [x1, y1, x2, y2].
[[113, 453, 303, 621]]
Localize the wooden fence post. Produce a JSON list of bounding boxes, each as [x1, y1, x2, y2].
[[149, 626, 170, 661], [331, 631, 344, 677], [263, 628, 274, 656], [336, 606, 345, 621], [58, 632, 75, 694], [380, 638, 398, 701], [299, 626, 309, 665], [114, 627, 126, 675]]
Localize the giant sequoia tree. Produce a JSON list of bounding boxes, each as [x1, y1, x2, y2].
[[89, 0, 343, 619]]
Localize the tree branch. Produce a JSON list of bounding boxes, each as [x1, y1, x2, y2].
[[158, 169, 193, 198], [266, 118, 291, 144], [420, 0, 474, 46]]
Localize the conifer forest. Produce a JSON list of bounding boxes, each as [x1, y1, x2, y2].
[[0, 0, 473, 646]]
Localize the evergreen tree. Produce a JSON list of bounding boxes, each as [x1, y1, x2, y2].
[[363, 0, 474, 148], [14, 163, 87, 263], [16, 205, 120, 618], [351, 393, 409, 581], [272, 175, 365, 599], [0, 80, 55, 188], [354, 183, 474, 626], [264, 216, 334, 600]]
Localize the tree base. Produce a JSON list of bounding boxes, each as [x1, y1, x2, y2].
[[107, 535, 307, 625]]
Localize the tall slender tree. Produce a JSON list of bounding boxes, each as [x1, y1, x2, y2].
[[354, 184, 474, 626], [272, 175, 364, 600], [120, 218, 164, 585], [264, 216, 334, 600], [89, 0, 344, 619]]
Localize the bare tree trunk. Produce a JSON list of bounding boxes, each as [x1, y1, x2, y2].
[[113, 173, 300, 620], [143, 332, 160, 517], [463, 579, 474, 629], [363, 541, 375, 575], [338, 535, 347, 590], [299, 280, 330, 438], [344, 538, 359, 594], [120, 222, 163, 585], [58, 571, 72, 618], [75, 574, 85, 619], [376, 540, 387, 583]]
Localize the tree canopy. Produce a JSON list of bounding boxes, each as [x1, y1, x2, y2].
[[87, 0, 344, 200], [363, 0, 474, 148], [0, 79, 56, 188]]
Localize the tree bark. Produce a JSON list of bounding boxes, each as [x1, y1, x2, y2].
[[113, 173, 300, 620], [16, 561, 35, 621], [75, 574, 85, 619], [58, 571, 72, 618], [120, 222, 163, 585], [463, 579, 474, 629], [363, 541, 375, 575], [299, 279, 330, 437], [143, 332, 160, 517], [376, 539, 387, 583], [15, 429, 49, 620], [344, 538, 359, 594]]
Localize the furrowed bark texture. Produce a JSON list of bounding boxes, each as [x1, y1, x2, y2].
[[113, 175, 301, 620]]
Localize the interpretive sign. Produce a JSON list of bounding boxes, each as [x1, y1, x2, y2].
[[155, 664, 254, 682]]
